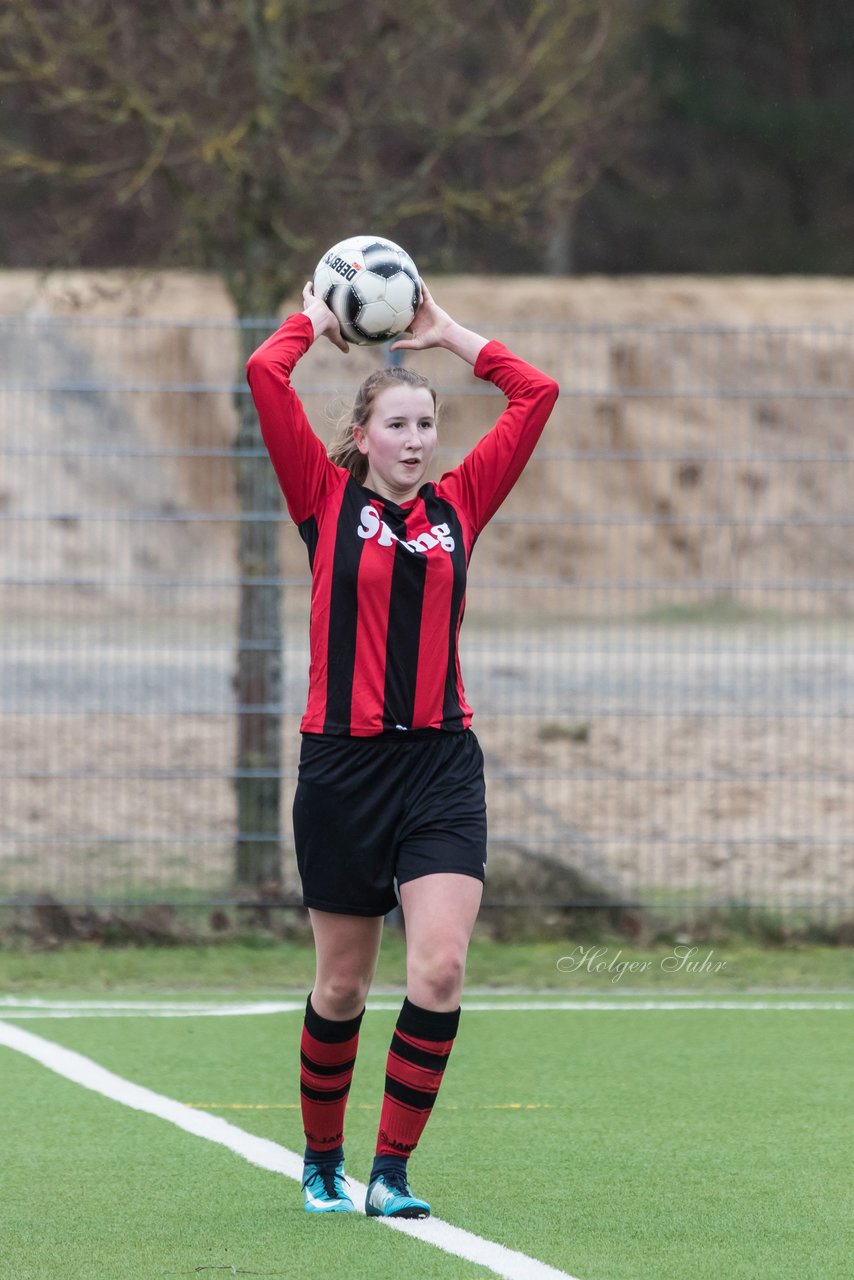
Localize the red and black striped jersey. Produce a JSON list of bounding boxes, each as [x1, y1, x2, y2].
[[247, 313, 558, 736]]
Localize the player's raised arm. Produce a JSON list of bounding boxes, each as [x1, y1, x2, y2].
[[245, 286, 346, 525], [392, 280, 559, 532], [414, 287, 559, 534]]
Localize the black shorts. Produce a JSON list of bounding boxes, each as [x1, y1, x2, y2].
[[292, 729, 487, 916]]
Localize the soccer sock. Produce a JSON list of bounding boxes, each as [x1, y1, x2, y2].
[[300, 994, 364, 1158], [374, 997, 461, 1164]]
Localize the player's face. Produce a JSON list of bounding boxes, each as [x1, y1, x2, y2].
[[355, 385, 437, 502]]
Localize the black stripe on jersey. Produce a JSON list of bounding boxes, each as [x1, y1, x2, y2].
[[440, 505, 469, 726], [298, 515, 319, 571], [381, 505, 427, 731], [323, 482, 365, 733]]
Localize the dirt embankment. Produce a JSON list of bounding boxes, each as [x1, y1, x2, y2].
[[2, 269, 852, 619]]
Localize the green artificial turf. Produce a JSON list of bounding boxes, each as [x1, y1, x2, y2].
[[3, 999, 852, 1280]]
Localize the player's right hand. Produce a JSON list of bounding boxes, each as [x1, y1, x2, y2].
[[302, 282, 349, 353]]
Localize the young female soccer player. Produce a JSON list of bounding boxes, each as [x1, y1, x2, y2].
[[246, 279, 558, 1219]]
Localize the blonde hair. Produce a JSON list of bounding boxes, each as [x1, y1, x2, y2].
[[327, 367, 437, 483]]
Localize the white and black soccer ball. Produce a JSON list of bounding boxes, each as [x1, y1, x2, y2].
[[312, 235, 422, 346]]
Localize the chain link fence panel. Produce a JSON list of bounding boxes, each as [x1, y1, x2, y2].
[[1, 313, 851, 923]]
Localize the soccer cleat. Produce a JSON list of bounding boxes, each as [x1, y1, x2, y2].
[[365, 1168, 431, 1219], [302, 1160, 355, 1213]]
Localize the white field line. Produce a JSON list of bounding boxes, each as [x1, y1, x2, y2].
[[0, 1019, 579, 1280], [0, 995, 852, 1019]]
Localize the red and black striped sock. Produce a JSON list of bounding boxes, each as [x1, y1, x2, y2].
[[300, 995, 363, 1158], [375, 998, 460, 1161]]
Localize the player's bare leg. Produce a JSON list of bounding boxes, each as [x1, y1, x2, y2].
[[308, 909, 384, 1020], [400, 872, 483, 1011]]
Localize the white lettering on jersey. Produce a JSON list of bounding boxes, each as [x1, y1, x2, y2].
[[357, 504, 455, 554]]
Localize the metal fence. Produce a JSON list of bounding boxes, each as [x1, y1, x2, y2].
[[1, 313, 851, 923]]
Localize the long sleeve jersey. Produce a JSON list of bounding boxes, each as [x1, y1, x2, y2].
[[247, 313, 559, 736]]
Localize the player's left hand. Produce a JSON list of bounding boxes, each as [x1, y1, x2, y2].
[[389, 280, 453, 352]]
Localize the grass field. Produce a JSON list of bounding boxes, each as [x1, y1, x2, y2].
[[2, 939, 852, 1280]]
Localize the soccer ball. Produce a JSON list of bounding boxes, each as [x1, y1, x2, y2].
[[312, 235, 421, 346]]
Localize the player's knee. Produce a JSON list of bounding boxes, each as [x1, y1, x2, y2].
[[411, 947, 466, 1008], [314, 973, 370, 1020]]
